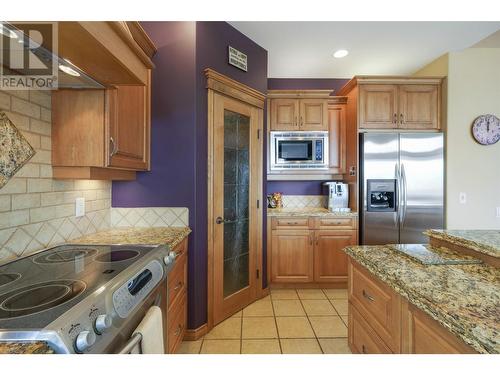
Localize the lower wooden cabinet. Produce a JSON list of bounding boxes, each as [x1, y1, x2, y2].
[[270, 216, 357, 284], [271, 230, 314, 283], [347, 258, 477, 354], [402, 302, 476, 354], [166, 238, 188, 353], [314, 230, 356, 282]]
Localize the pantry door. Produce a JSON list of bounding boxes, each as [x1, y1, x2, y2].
[[209, 88, 263, 326]]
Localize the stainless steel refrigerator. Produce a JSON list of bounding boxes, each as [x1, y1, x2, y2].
[[360, 133, 444, 245]]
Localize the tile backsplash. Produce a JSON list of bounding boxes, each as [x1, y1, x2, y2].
[[281, 195, 327, 208], [0, 89, 189, 266], [0, 89, 112, 265], [110, 207, 189, 228]]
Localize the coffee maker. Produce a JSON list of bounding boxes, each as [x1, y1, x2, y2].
[[324, 182, 350, 212]]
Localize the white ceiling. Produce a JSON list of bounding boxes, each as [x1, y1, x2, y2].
[[229, 22, 500, 78]]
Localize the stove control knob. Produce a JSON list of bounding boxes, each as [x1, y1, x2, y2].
[[163, 252, 176, 266], [75, 330, 96, 352], [94, 314, 112, 334]]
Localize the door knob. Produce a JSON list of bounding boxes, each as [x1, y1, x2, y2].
[[215, 217, 224, 224]]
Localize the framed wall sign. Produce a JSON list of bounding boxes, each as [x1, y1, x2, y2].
[[228, 46, 248, 72]]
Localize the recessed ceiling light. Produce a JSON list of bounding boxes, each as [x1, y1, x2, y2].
[[333, 49, 349, 58], [59, 64, 81, 77], [0, 24, 18, 39]]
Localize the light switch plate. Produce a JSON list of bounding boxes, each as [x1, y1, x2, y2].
[[75, 197, 85, 217], [459, 192, 467, 204]]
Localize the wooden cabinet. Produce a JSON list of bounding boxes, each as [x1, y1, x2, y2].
[[269, 92, 329, 131], [328, 105, 347, 174], [271, 230, 314, 283], [339, 77, 442, 131], [167, 238, 188, 354], [359, 84, 398, 129], [107, 85, 149, 170], [348, 259, 401, 353], [52, 81, 151, 180], [314, 230, 356, 282], [347, 258, 477, 354], [399, 84, 439, 129], [402, 303, 476, 354], [299, 99, 328, 131], [270, 98, 299, 130], [270, 216, 357, 285]]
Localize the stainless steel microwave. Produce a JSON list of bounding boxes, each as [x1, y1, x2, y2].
[[270, 131, 329, 170]]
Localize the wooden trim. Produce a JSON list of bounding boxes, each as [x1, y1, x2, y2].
[[204, 68, 266, 109], [183, 324, 208, 341], [429, 237, 500, 268], [267, 89, 333, 99], [328, 96, 348, 105], [52, 166, 136, 180], [206, 88, 215, 332], [108, 22, 155, 68], [125, 22, 157, 58], [338, 76, 444, 96]]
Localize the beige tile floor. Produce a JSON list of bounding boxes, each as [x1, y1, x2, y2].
[[176, 288, 351, 354]]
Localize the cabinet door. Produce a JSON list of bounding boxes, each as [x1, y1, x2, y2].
[[107, 85, 150, 170], [271, 230, 314, 283], [314, 230, 356, 282], [359, 84, 398, 129], [403, 304, 476, 354], [328, 105, 346, 173], [299, 99, 328, 131], [399, 85, 439, 130], [270, 98, 299, 130]]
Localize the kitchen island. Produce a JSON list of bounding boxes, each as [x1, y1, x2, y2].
[[343, 230, 499, 354]]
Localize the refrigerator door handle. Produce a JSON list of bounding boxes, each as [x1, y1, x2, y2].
[[401, 163, 408, 227], [394, 163, 400, 227]]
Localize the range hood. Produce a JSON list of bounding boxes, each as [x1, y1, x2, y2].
[[1, 22, 104, 89]]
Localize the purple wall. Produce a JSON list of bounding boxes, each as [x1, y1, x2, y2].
[[267, 181, 328, 196], [113, 22, 268, 330]]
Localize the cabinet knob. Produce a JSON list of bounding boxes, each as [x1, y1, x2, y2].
[[400, 113, 404, 125]]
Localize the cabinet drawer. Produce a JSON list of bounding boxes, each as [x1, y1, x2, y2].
[[167, 291, 186, 353], [272, 217, 311, 230], [168, 250, 187, 311], [314, 217, 356, 230], [348, 259, 401, 352], [349, 303, 392, 354]]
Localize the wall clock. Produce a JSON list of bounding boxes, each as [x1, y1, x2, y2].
[[471, 114, 500, 145]]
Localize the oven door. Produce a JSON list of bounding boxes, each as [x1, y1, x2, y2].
[[110, 283, 168, 354]]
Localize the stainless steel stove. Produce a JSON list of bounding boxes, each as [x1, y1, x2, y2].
[[0, 243, 175, 353]]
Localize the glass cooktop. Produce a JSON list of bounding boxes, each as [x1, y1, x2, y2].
[[0, 244, 155, 329]]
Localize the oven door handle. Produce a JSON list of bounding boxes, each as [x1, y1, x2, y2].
[[117, 332, 143, 354]]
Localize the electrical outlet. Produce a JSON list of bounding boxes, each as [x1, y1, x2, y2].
[[459, 192, 467, 204], [496, 207, 500, 218], [75, 197, 85, 217]]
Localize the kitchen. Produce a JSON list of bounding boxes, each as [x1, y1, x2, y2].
[[0, 3, 499, 371]]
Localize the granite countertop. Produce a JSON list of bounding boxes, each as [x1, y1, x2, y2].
[[0, 342, 54, 354], [425, 229, 500, 258], [71, 226, 191, 249], [267, 207, 358, 217], [343, 244, 499, 353]]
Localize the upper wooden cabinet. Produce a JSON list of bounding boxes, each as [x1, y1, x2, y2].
[[269, 91, 330, 131], [107, 85, 149, 170], [270, 98, 299, 130], [52, 81, 151, 180], [359, 84, 398, 129], [339, 77, 443, 131], [51, 22, 155, 180], [328, 105, 347, 174]]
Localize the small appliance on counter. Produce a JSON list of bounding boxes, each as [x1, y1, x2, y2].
[[324, 181, 350, 212]]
